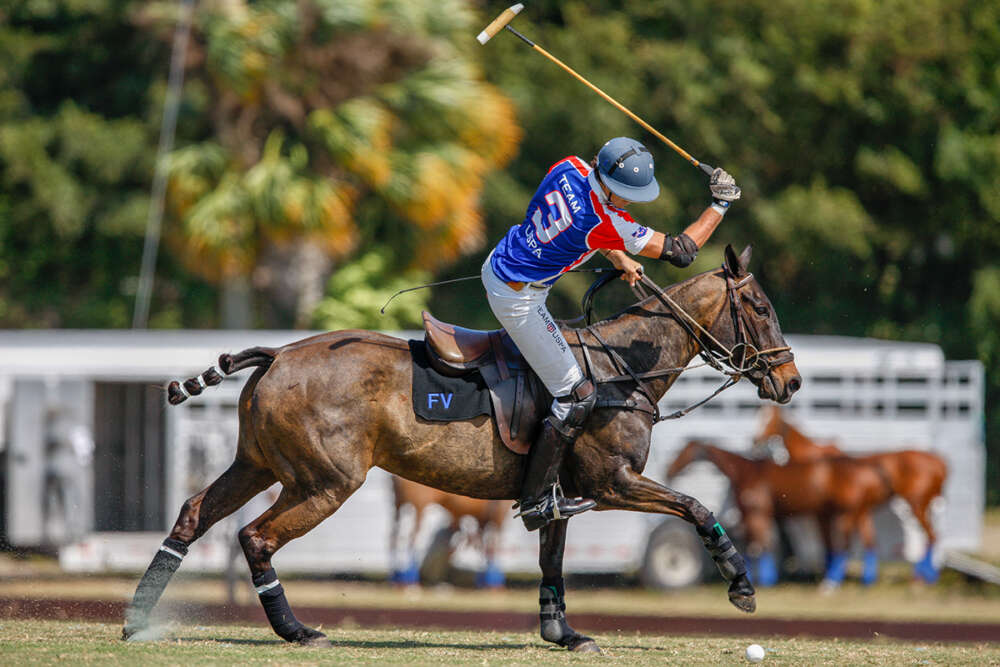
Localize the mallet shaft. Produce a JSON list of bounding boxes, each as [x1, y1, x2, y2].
[[482, 15, 716, 176], [512, 25, 711, 173]]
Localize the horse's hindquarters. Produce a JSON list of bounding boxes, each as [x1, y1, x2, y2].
[[250, 331, 525, 501]]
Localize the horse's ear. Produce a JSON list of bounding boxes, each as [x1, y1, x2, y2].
[[739, 245, 753, 270], [724, 244, 744, 276]]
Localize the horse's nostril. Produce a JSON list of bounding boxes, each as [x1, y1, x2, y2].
[[787, 376, 802, 394]]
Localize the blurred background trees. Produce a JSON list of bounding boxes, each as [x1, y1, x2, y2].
[[0, 0, 997, 498]]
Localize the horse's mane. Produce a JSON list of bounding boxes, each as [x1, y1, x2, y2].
[[582, 265, 725, 331]]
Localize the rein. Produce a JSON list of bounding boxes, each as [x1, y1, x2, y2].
[[581, 265, 793, 422]]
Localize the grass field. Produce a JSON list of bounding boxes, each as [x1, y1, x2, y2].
[[1, 620, 998, 666], [2, 570, 998, 624]]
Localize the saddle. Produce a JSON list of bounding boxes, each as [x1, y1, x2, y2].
[[422, 311, 548, 455]]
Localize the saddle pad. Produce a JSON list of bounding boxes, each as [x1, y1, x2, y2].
[[409, 339, 492, 421]]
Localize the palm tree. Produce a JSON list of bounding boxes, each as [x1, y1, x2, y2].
[[145, 0, 521, 327]]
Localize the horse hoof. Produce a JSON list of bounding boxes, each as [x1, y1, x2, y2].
[[568, 637, 603, 654], [728, 574, 756, 613], [292, 627, 331, 647], [729, 593, 756, 613], [121, 619, 148, 641]]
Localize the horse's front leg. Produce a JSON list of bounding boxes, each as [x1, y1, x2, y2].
[[537, 520, 601, 653], [598, 466, 756, 613]]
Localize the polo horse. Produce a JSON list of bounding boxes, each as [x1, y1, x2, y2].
[[390, 476, 507, 588], [122, 245, 800, 654], [666, 440, 894, 587], [754, 406, 947, 583]]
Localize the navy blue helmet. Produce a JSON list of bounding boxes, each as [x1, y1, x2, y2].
[[595, 137, 660, 203]]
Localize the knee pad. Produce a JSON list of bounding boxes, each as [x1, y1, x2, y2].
[[554, 378, 596, 430]]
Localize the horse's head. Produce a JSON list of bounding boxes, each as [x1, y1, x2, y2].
[[701, 245, 801, 404]]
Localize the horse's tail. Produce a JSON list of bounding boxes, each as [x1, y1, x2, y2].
[[166, 346, 278, 405]]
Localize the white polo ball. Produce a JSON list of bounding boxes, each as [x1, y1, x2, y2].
[[745, 644, 765, 662]]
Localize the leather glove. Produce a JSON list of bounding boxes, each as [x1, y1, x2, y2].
[[710, 168, 741, 202]]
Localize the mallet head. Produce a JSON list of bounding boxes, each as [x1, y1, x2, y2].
[[477, 3, 523, 44]]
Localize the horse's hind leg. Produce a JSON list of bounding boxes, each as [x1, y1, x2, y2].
[[537, 520, 601, 653], [857, 512, 879, 585], [908, 494, 940, 582], [239, 480, 364, 646], [123, 459, 275, 639]]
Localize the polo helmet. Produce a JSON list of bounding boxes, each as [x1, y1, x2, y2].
[[595, 137, 659, 203]]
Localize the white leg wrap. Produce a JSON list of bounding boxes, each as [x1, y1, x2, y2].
[[255, 579, 281, 594], [158, 544, 185, 560]]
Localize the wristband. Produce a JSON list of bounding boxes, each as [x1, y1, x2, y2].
[[711, 198, 730, 216]]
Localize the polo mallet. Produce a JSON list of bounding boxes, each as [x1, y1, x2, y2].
[[477, 4, 716, 176]]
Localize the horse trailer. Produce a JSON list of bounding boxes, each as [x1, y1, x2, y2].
[[0, 330, 985, 585]]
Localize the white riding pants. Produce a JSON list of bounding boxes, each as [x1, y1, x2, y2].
[[481, 257, 584, 419]]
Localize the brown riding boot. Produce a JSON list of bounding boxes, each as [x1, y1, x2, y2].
[[517, 416, 596, 531]]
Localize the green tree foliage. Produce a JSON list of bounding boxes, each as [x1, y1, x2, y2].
[[0, 0, 216, 327], [312, 250, 428, 331], [143, 0, 520, 326]]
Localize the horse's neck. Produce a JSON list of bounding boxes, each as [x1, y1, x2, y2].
[[782, 422, 819, 455], [703, 445, 746, 483], [586, 276, 722, 402], [781, 423, 809, 451]]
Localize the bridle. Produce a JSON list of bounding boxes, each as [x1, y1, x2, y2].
[[578, 264, 793, 422]]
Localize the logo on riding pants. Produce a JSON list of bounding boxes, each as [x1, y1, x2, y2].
[[428, 393, 453, 409], [536, 306, 567, 353]]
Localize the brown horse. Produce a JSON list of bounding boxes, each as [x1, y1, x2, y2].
[[122, 245, 800, 653], [666, 440, 893, 586], [753, 406, 947, 582], [754, 405, 845, 462], [390, 476, 507, 587]]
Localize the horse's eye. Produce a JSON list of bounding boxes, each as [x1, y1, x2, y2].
[[754, 305, 768, 316]]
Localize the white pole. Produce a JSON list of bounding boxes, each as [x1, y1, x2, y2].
[[133, 0, 196, 328]]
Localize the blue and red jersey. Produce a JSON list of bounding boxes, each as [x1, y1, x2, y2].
[[490, 156, 653, 285]]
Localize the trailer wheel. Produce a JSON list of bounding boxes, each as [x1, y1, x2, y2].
[[640, 519, 707, 589]]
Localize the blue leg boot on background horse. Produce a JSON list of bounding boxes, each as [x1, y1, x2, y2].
[[391, 559, 420, 586], [914, 546, 939, 583], [861, 548, 879, 586], [476, 561, 506, 589], [747, 552, 779, 587], [823, 551, 850, 588]]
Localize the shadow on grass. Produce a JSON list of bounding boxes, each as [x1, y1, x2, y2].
[[181, 636, 537, 651], [176, 637, 285, 646], [330, 639, 535, 651]]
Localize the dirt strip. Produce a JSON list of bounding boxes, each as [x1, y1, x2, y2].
[[1, 598, 998, 642]]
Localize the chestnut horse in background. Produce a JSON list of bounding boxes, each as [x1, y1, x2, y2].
[[754, 406, 947, 583], [123, 246, 800, 654], [390, 476, 507, 588], [666, 440, 893, 587]]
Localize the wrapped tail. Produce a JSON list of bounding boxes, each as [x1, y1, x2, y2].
[[167, 346, 277, 405]]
